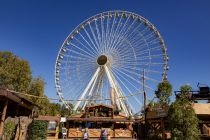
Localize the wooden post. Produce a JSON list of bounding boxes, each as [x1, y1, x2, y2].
[[161, 118, 165, 140], [0, 99, 8, 138], [142, 69, 147, 139]]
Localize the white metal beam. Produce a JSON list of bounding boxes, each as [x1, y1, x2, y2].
[[104, 65, 131, 116], [104, 65, 121, 110], [81, 71, 99, 110], [73, 67, 100, 111]]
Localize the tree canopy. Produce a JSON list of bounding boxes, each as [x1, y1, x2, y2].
[[156, 80, 172, 106], [0, 51, 32, 92], [168, 85, 200, 140], [0, 51, 70, 116]]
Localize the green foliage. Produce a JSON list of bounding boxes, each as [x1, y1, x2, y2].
[[60, 104, 71, 117], [48, 103, 61, 116], [27, 77, 51, 115], [168, 85, 200, 140], [156, 80, 172, 106], [0, 51, 32, 92], [4, 121, 16, 140], [29, 120, 48, 140], [0, 51, 72, 117], [28, 77, 45, 103]]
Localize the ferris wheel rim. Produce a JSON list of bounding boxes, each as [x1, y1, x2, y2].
[[55, 10, 168, 114]]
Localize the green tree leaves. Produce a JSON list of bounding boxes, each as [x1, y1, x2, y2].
[[168, 85, 200, 140], [29, 120, 48, 140], [0, 51, 32, 92], [0, 51, 71, 116], [4, 121, 16, 140], [155, 80, 172, 107]]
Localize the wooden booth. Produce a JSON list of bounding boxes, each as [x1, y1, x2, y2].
[[66, 104, 133, 138], [0, 88, 38, 139]]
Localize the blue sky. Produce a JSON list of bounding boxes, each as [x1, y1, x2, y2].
[[0, 0, 210, 101]]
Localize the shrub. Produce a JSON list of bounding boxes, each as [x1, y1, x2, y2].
[[4, 121, 16, 140], [29, 120, 48, 140]]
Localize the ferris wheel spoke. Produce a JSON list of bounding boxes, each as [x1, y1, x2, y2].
[[113, 17, 147, 50], [74, 37, 98, 57], [104, 14, 111, 53], [69, 41, 96, 58], [136, 54, 166, 61], [119, 53, 164, 63], [78, 32, 99, 55], [100, 15, 106, 53], [89, 22, 100, 51], [83, 27, 100, 53], [94, 19, 102, 50], [107, 14, 124, 53], [135, 47, 161, 57], [112, 17, 138, 50], [129, 31, 155, 47], [106, 14, 116, 53], [65, 47, 95, 60], [114, 65, 161, 83], [111, 66, 142, 92], [127, 25, 155, 42], [111, 68, 143, 106], [112, 66, 155, 92], [113, 65, 162, 75], [111, 16, 134, 50], [109, 14, 130, 51], [131, 35, 159, 50]]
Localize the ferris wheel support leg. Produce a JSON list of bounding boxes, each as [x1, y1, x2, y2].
[[73, 67, 100, 111], [104, 65, 130, 116], [104, 65, 121, 109], [81, 73, 99, 110]]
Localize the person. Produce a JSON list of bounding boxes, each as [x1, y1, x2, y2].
[[100, 128, 107, 140], [83, 128, 89, 140], [107, 134, 111, 140]]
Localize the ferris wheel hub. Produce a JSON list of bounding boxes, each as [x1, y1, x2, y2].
[[97, 55, 107, 65]]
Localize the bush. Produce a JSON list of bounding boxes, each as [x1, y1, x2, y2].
[[29, 120, 48, 140], [4, 121, 16, 140]]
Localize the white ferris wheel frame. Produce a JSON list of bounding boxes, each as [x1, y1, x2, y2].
[[55, 10, 168, 116]]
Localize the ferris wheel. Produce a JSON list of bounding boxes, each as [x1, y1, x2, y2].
[[55, 10, 168, 116]]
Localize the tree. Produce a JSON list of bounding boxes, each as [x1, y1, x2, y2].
[[27, 77, 53, 115], [168, 85, 200, 140], [0, 51, 32, 92], [28, 77, 45, 103], [48, 103, 61, 116], [29, 120, 48, 140], [0, 51, 70, 116], [60, 104, 73, 117], [156, 80, 172, 106]]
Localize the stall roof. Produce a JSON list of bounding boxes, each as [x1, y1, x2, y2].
[[85, 104, 114, 109], [35, 115, 61, 122], [0, 88, 39, 110]]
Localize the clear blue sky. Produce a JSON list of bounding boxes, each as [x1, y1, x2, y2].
[[0, 0, 210, 100]]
